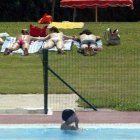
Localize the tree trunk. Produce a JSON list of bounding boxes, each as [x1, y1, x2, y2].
[[51, 0, 55, 20]]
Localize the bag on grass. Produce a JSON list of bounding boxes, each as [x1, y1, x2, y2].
[[104, 28, 120, 45]]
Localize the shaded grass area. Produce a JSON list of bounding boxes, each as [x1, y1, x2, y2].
[[0, 22, 140, 111]]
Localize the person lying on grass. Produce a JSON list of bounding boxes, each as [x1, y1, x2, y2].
[[61, 109, 79, 130], [4, 29, 41, 56], [75, 29, 102, 56], [40, 26, 74, 54]]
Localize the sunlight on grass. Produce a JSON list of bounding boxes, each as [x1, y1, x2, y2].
[[0, 22, 140, 110]]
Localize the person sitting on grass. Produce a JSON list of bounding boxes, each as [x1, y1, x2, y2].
[[61, 109, 79, 130], [41, 26, 74, 54], [75, 29, 102, 56], [4, 29, 40, 56]]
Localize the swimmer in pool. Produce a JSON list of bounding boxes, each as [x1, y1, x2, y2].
[[61, 109, 79, 130]]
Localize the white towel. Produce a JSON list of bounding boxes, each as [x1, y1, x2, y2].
[[1, 37, 16, 52]]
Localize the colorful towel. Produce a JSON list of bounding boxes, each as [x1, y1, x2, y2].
[[48, 22, 84, 29]]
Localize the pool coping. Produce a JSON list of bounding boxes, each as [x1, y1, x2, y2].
[[0, 123, 140, 129], [0, 111, 140, 124]]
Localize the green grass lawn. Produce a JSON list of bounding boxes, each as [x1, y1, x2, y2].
[[0, 22, 140, 111]]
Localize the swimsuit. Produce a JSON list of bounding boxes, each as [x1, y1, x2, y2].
[[17, 39, 25, 46], [51, 34, 60, 44], [16, 35, 28, 47], [80, 40, 97, 46], [51, 33, 63, 44], [52, 37, 59, 44]]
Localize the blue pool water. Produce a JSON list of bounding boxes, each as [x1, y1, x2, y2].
[[0, 124, 140, 140]]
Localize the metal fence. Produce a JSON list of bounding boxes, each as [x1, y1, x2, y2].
[[42, 46, 140, 113]]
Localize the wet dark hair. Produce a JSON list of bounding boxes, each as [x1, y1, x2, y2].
[[21, 29, 29, 35], [79, 29, 92, 35], [49, 26, 59, 33], [62, 109, 75, 121]]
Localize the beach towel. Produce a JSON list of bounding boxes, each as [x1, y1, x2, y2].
[[1, 37, 16, 52], [0, 37, 44, 54], [48, 22, 84, 29], [1, 37, 73, 54]]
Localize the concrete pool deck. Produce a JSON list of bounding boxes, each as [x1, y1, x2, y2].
[[0, 94, 139, 124]]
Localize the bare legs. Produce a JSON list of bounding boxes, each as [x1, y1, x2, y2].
[[44, 40, 64, 54], [4, 42, 29, 56], [79, 44, 97, 56]]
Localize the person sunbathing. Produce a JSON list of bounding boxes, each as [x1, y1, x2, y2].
[[4, 29, 39, 56], [61, 109, 79, 130], [76, 29, 102, 56], [42, 26, 74, 54]]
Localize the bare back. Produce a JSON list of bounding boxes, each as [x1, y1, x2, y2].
[[16, 35, 32, 43]]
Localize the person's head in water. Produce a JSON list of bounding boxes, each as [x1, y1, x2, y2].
[[62, 109, 75, 121], [49, 26, 59, 33], [61, 109, 79, 130], [79, 29, 92, 35], [21, 29, 29, 35]]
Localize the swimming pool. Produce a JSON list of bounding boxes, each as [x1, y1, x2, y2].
[[0, 124, 140, 140]]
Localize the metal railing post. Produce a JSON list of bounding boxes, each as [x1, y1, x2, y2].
[[42, 49, 48, 114], [48, 66, 97, 111]]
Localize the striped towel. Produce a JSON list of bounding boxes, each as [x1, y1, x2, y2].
[[1, 37, 44, 54], [1, 37, 73, 54]]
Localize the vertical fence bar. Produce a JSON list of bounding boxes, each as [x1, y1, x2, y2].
[[42, 49, 48, 114]]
